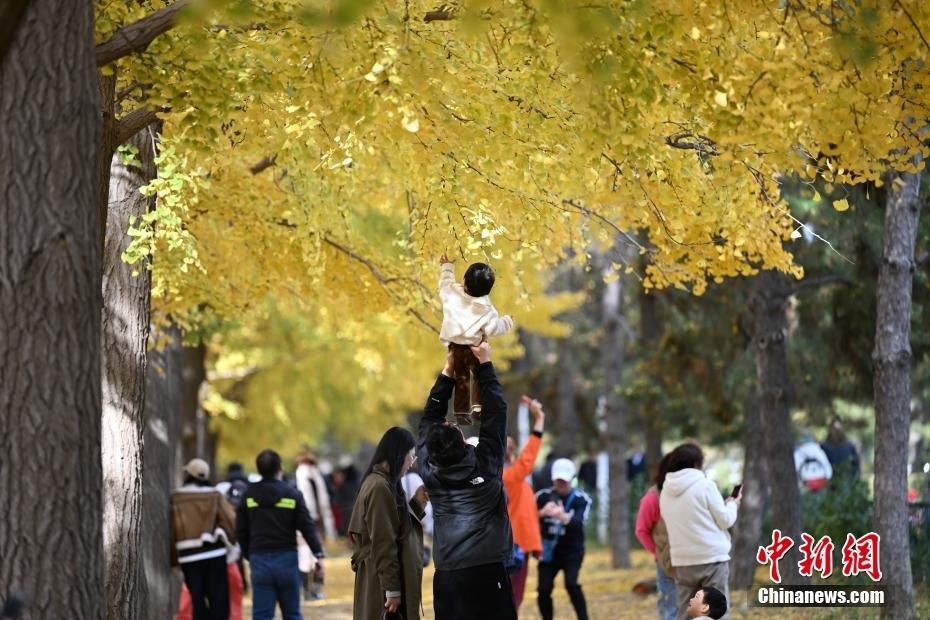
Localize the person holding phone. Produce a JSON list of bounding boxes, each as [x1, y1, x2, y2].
[[535, 459, 592, 620], [660, 443, 741, 620]]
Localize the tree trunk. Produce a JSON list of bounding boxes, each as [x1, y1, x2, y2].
[[603, 247, 633, 569], [143, 326, 183, 620], [101, 127, 156, 619], [730, 396, 770, 590], [555, 337, 578, 457], [97, 71, 117, 249], [639, 287, 663, 474], [748, 270, 808, 585], [873, 169, 921, 619], [0, 1, 104, 617], [180, 344, 210, 468]]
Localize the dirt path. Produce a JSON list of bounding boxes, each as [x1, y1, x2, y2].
[[242, 546, 898, 619]]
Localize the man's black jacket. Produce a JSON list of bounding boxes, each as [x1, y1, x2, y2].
[[235, 478, 324, 558], [417, 361, 513, 570]]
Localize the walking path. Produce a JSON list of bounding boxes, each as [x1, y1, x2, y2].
[[243, 545, 905, 619]]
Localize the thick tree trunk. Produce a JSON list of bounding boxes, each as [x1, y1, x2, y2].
[[180, 344, 211, 468], [749, 270, 807, 585], [639, 287, 663, 473], [143, 326, 183, 620], [603, 253, 632, 569], [873, 169, 921, 620], [0, 1, 104, 617], [554, 337, 578, 457], [730, 397, 770, 590], [101, 127, 156, 619]]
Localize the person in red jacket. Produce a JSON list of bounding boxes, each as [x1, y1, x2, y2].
[[503, 395, 546, 611]]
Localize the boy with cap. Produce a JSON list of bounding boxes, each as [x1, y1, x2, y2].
[[535, 458, 591, 620], [170, 458, 237, 620]]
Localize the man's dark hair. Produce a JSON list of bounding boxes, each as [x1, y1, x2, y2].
[[666, 442, 703, 473], [464, 262, 495, 297], [698, 586, 727, 619], [256, 449, 282, 479], [427, 424, 467, 467]]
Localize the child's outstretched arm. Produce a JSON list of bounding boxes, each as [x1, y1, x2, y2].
[[483, 309, 514, 337], [438, 254, 455, 294]]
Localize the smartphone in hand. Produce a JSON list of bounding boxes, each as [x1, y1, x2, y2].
[[730, 484, 742, 498]]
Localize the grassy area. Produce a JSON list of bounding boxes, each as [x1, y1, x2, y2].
[[243, 544, 928, 619]]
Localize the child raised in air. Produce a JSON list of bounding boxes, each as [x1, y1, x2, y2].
[[439, 254, 513, 424]]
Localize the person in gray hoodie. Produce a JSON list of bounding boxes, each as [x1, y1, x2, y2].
[[659, 444, 741, 620]]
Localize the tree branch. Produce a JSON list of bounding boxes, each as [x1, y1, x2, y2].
[[424, 9, 454, 22], [96, 0, 191, 67], [0, 0, 32, 68], [322, 237, 439, 333], [895, 0, 930, 55], [249, 155, 277, 175], [116, 106, 163, 145], [665, 131, 719, 156], [790, 274, 853, 295]]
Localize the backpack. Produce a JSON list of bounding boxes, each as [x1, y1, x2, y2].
[[225, 479, 249, 510]]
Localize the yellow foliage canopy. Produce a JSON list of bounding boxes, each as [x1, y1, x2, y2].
[[97, 0, 930, 455]]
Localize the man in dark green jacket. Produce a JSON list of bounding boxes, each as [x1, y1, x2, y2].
[[418, 342, 517, 620], [236, 449, 325, 620]]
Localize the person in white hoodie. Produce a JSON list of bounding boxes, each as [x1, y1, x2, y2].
[[659, 444, 740, 620], [438, 254, 513, 424], [295, 451, 336, 600]]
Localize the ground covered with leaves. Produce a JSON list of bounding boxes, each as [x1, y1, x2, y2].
[[242, 545, 927, 619]]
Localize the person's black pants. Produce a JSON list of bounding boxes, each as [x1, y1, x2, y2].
[[181, 554, 229, 620], [433, 562, 517, 620], [538, 554, 588, 620]]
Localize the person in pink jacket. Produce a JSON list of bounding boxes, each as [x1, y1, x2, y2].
[[635, 454, 675, 620]]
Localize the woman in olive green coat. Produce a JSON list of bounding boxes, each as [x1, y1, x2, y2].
[[350, 427, 423, 619]]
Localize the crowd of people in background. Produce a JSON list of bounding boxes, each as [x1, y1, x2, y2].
[[169, 334, 882, 620]]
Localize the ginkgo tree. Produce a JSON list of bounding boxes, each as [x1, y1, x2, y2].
[[88, 0, 930, 616]]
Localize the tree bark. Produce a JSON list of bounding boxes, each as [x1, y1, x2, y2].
[[143, 326, 183, 620], [95, 0, 191, 67], [101, 127, 156, 620], [730, 396, 770, 590], [554, 337, 578, 457], [639, 286, 664, 473], [181, 344, 215, 469], [873, 169, 921, 619], [0, 0, 33, 67], [0, 1, 104, 617], [603, 242, 633, 569], [748, 270, 808, 585]]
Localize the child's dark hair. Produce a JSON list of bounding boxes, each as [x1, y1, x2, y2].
[[698, 586, 727, 619], [464, 263, 495, 297]]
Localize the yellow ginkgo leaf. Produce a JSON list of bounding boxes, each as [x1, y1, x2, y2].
[[833, 198, 850, 212], [402, 115, 420, 133], [714, 91, 728, 107]]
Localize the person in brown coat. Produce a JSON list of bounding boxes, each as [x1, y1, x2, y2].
[[170, 458, 237, 620], [349, 427, 423, 619]]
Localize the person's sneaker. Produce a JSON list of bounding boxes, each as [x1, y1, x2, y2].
[[454, 412, 473, 426], [470, 405, 482, 423]]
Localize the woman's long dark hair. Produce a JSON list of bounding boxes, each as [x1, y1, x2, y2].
[[361, 426, 416, 535], [654, 452, 673, 492]]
